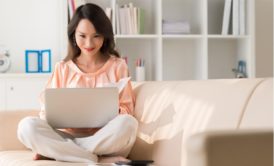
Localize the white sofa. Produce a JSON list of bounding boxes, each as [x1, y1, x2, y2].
[[0, 78, 273, 166]]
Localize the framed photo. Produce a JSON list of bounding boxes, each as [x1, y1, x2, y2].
[[40, 49, 51, 73], [25, 50, 40, 73]]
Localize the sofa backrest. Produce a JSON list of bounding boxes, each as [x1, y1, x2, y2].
[[240, 78, 273, 129], [129, 78, 269, 166]]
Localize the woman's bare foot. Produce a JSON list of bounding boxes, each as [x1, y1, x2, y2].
[[33, 153, 55, 160], [98, 156, 130, 163]]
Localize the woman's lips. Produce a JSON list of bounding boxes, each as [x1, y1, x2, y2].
[[85, 48, 95, 52]]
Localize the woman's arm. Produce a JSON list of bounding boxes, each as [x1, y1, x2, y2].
[[116, 59, 135, 115], [39, 62, 63, 120]]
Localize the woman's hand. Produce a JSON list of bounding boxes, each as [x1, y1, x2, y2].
[[65, 128, 101, 136]]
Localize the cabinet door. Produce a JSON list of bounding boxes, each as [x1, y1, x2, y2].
[[0, 79, 6, 110], [6, 78, 48, 110]]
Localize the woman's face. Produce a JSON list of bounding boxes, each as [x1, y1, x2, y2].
[[75, 19, 104, 57]]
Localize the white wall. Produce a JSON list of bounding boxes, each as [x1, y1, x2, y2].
[[255, 0, 273, 77], [0, 0, 273, 76], [0, 0, 64, 73]]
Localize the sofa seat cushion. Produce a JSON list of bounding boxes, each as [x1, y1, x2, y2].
[[0, 151, 107, 166], [0, 110, 39, 151]]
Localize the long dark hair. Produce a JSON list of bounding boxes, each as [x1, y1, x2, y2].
[[64, 3, 120, 62]]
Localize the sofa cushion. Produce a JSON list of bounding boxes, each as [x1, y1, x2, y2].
[[0, 151, 105, 166], [186, 130, 273, 166]]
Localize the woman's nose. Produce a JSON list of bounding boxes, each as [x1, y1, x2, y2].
[[85, 38, 94, 47]]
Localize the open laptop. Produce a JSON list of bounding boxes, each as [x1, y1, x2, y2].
[[45, 87, 119, 128]]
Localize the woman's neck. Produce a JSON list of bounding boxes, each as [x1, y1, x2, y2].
[[75, 52, 109, 73], [78, 53, 102, 66]]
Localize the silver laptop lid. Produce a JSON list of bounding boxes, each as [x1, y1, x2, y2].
[[45, 87, 119, 128]]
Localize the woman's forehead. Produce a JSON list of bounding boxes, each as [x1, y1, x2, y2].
[[76, 19, 97, 34]]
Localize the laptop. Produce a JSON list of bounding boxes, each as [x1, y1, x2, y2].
[[45, 87, 119, 128]]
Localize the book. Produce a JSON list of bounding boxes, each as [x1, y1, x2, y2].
[[137, 8, 145, 34], [68, 0, 74, 20], [162, 20, 190, 34], [239, 0, 246, 35], [222, 0, 232, 35], [105, 7, 112, 22], [119, 7, 127, 34], [75, 0, 86, 8], [125, 4, 132, 34], [128, 3, 134, 34], [232, 0, 239, 35], [115, 4, 121, 34], [133, 7, 138, 34]]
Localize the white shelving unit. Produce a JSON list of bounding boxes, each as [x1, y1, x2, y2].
[[62, 0, 255, 81], [0, 74, 50, 110]]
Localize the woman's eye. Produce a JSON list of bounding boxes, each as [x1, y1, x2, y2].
[[94, 34, 101, 38], [79, 35, 85, 38]]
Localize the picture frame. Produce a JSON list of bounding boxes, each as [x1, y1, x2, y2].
[[40, 49, 51, 73], [25, 49, 52, 73], [25, 50, 40, 73]]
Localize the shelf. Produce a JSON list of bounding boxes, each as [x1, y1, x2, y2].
[[115, 34, 205, 39], [116, 0, 159, 34], [115, 34, 158, 39], [162, 0, 204, 34], [86, 0, 112, 8], [115, 38, 159, 81], [0, 73, 51, 79], [163, 38, 204, 80], [207, 35, 251, 39], [162, 34, 203, 39], [62, 0, 254, 81], [208, 39, 239, 79], [208, 0, 225, 35]]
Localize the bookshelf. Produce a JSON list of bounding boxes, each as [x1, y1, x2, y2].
[[62, 0, 255, 81]]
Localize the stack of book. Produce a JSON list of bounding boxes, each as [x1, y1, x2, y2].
[[162, 20, 190, 34], [116, 3, 145, 35], [222, 0, 246, 35]]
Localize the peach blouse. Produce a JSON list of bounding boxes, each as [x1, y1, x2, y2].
[[39, 56, 135, 120]]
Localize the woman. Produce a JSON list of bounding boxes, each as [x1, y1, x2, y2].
[[17, 3, 138, 164]]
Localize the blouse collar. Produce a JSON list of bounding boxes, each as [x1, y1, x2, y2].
[[67, 56, 114, 76]]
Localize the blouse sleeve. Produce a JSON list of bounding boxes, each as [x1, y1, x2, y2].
[[115, 59, 135, 115], [39, 62, 63, 120]]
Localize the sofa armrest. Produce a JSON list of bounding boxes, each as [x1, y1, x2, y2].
[[186, 130, 273, 166], [0, 110, 39, 151]]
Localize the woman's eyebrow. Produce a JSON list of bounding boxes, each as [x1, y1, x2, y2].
[[76, 31, 98, 35], [76, 31, 85, 34]]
